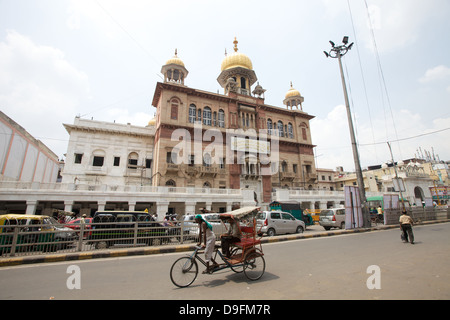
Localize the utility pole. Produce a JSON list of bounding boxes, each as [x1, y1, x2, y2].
[[387, 142, 406, 210], [324, 36, 370, 227]]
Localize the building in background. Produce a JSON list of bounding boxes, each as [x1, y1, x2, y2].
[[0, 111, 60, 214], [0, 111, 60, 184], [0, 39, 317, 216], [151, 38, 317, 204]]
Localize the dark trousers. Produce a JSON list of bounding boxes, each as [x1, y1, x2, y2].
[[401, 224, 414, 243], [221, 236, 240, 257]]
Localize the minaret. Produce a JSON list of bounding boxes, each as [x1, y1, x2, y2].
[[217, 38, 257, 96], [283, 82, 304, 110], [161, 49, 188, 85]]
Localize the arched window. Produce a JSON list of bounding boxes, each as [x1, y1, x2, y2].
[[197, 108, 202, 122], [203, 153, 211, 167], [128, 152, 139, 170], [240, 77, 246, 89], [288, 123, 293, 138], [92, 149, 105, 167], [281, 161, 288, 172], [189, 104, 196, 123], [218, 109, 225, 128], [203, 181, 211, 188], [277, 121, 284, 137], [267, 119, 273, 135], [203, 107, 212, 126], [173, 70, 180, 81], [166, 179, 176, 187], [300, 123, 308, 141], [170, 98, 180, 120]]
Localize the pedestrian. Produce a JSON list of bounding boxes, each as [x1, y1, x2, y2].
[[195, 214, 218, 273], [399, 209, 414, 244]]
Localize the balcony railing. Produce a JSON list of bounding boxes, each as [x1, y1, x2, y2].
[[0, 181, 241, 195]]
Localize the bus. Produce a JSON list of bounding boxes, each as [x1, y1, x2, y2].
[[268, 201, 314, 226]]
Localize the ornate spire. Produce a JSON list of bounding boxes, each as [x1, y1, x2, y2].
[[233, 37, 238, 52]]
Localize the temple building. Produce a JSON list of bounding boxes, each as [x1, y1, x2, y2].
[[37, 38, 318, 215], [151, 38, 317, 203]]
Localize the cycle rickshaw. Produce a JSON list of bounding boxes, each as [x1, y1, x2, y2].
[[170, 206, 265, 288]]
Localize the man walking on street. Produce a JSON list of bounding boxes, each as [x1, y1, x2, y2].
[[399, 210, 414, 244]]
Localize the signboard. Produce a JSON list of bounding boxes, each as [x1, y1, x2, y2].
[[429, 186, 448, 201], [344, 186, 363, 229], [230, 136, 270, 154]]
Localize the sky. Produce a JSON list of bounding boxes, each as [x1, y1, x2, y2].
[[1, 0, 449, 172]]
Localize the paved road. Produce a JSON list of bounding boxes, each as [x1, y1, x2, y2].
[[1, 222, 449, 300]]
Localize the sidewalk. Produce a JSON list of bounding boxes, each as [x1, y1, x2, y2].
[[1, 219, 448, 267]]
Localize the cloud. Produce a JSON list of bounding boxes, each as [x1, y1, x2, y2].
[[349, 0, 444, 53], [419, 65, 450, 83], [0, 30, 90, 158], [66, 0, 117, 37], [311, 105, 450, 171]]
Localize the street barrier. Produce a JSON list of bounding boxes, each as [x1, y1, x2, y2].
[[0, 217, 229, 258]]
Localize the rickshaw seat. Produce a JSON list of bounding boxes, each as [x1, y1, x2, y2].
[[234, 238, 261, 249], [234, 226, 261, 249]]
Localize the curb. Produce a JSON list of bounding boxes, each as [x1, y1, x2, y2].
[[1, 219, 448, 267]]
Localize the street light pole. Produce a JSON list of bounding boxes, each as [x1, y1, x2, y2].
[[324, 36, 371, 228]]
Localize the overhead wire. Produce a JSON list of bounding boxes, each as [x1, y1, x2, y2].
[[346, 0, 379, 163], [76, 1, 164, 119], [362, 0, 403, 159], [359, 127, 450, 146], [94, 0, 162, 69]]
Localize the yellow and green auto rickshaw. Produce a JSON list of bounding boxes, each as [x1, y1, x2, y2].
[[0, 214, 75, 255]]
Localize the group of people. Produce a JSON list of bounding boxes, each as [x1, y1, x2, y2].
[[57, 212, 87, 224], [195, 214, 242, 274]]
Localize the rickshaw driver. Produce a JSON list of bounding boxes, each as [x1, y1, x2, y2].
[[220, 216, 241, 259], [195, 214, 219, 274]]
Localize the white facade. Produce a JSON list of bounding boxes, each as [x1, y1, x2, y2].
[[0, 114, 260, 216], [380, 162, 434, 206], [62, 116, 156, 187]]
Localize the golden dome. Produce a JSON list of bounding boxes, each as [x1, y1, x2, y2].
[[165, 49, 185, 67], [285, 82, 301, 98], [220, 37, 253, 71], [147, 116, 156, 126]]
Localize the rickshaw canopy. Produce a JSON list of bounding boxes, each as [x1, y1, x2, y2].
[[219, 207, 260, 220]]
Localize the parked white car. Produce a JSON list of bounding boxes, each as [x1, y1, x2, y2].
[[256, 211, 305, 236], [181, 213, 225, 238]]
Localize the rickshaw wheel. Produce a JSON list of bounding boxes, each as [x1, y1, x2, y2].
[[229, 247, 244, 273], [243, 251, 265, 281], [170, 256, 198, 288]]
